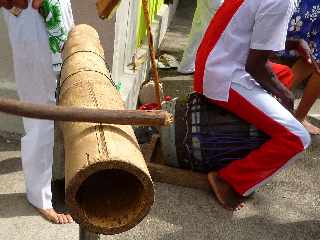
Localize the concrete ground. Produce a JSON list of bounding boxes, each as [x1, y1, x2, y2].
[[1, 130, 320, 240], [0, 131, 320, 240], [1, 1, 320, 240]]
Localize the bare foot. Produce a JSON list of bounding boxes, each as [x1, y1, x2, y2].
[[302, 119, 320, 135], [37, 208, 73, 224], [208, 172, 245, 211]]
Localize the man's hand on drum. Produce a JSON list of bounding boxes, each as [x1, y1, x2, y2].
[[0, 0, 42, 10]]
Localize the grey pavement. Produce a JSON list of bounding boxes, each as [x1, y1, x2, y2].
[[1, 1, 320, 240], [0, 130, 320, 240]]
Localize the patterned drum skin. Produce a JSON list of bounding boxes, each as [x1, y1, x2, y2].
[[183, 92, 269, 173]]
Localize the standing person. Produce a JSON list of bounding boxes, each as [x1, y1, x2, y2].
[[194, 0, 311, 210], [282, 0, 320, 134], [0, 0, 74, 223], [177, 0, 224, 74]]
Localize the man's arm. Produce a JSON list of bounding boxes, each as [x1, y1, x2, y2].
[[286, 39, 320, 74], [246, 49, 294, 110]]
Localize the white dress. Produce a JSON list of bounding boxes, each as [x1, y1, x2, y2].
[[178, 0, 224, 74], [2, 0, 74, 209]]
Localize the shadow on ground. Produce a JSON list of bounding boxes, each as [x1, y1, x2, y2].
[[0, 157, 21, 175], [145, 181, 320, 240], [0, 193, 37, 218], [156, 217, 320, 240]]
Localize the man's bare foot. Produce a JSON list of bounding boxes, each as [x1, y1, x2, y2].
[[37, 208, 73, 224], [208, 172, 245, 211], [302, 119, 320, 135]]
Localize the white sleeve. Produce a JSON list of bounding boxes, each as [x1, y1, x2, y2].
[[250, 0, 296, 51]]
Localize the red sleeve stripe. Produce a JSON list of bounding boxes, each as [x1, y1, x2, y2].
[[194, 0, 245, 93]]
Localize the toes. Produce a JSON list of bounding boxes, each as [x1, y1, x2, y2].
[[52, 215, 60, 224], [57, 214, 67, 224], [57, 214, 73, 224], [66, 214, 74, 223], [235, 203, 245, 211], [61, 214, 69, 224], [314, 129, 320, 135], [47, 213, 59, 224], [56, 214, 63, 224], [35, 208, 75, 224]]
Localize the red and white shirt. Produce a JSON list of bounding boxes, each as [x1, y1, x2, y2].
[[194, 0, 298, 101]]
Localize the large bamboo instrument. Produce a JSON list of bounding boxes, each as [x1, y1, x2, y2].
[[59, 24, 154, 235]]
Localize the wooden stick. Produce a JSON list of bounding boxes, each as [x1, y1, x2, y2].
[[79, 227, 100, 240], [140, 136, 209, 191], [0, 98, 173, 126], [147, 162, 210, 191], [141, 0, 161, 109], [140, 134, 160, 162]]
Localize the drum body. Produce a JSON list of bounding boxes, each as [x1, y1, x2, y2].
[[161, 92, 269, 172]]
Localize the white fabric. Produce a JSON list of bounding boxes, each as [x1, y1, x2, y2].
[[50, 0, 74, 72], [203, 0, 297, 102], [250, 0, 298, 51], [178, 0, 224, 74], [2, 1, 73, 209], [230, 82, 310, 196]]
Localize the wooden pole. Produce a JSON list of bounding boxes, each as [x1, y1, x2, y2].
[[148, 163, 210, 191], [141, 0, 162, 108], [79, 227, 100, 240], [0, 98, 173, 126], [139, 135, 210, 191]]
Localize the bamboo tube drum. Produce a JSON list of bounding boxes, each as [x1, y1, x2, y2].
[[59, 24, 154, 235]]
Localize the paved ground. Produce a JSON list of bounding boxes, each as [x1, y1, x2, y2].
[[1, 1, 320, 239], [0, 131, 320, 240]]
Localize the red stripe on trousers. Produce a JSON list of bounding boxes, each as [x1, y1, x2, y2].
[[193, 0, 300, 195], [211, 88, 304, 195], [194, 0, 244, 93]]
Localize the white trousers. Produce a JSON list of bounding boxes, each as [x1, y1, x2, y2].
[[2, 4, 67, 209], [178, 0, 224, 74]]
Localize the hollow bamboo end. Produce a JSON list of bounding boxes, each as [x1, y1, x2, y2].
[[66, 161, 154, 235]]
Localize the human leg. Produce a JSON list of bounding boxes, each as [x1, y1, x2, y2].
[[295, 71, 320, 134], [269, 61, 320, 134], [2, 7, 72, 223], [207, 83, 310, 209], [291, 59, 313, 88], [291, 60, 320, 134]]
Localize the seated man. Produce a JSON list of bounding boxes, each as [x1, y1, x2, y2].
[[194, 0, 311, 210]]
